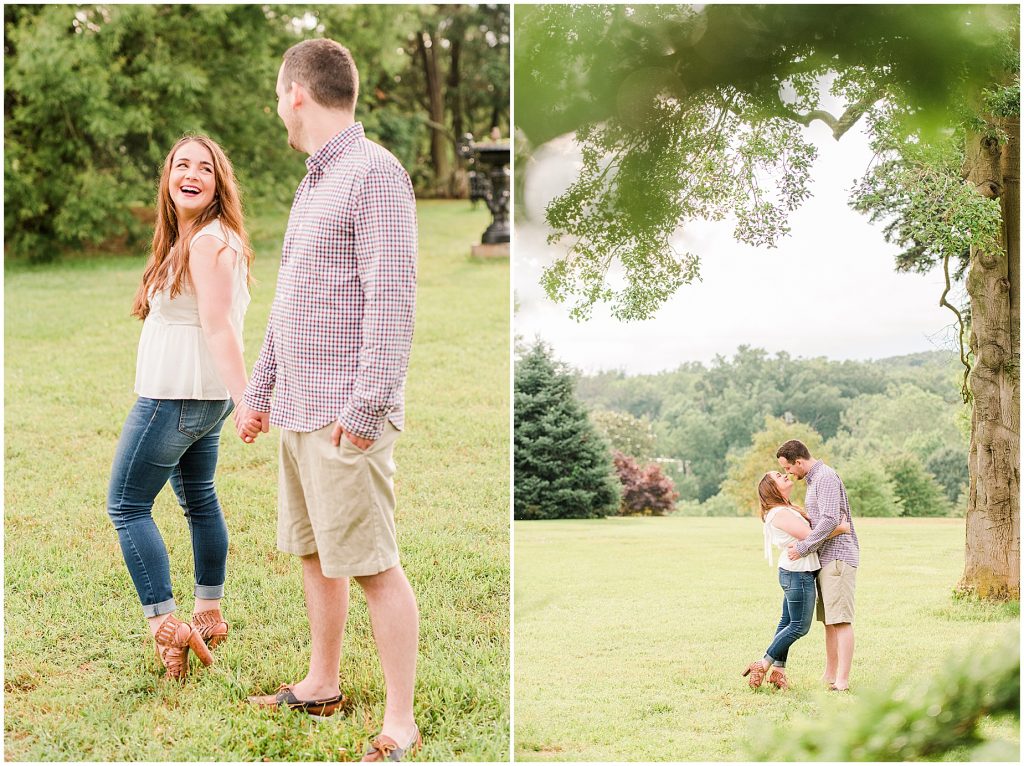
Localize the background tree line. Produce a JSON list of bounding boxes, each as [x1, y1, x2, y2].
[[4, 3, 509, 262], [515, 342, 968, 520]]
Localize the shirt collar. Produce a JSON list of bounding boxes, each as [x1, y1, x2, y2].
[[805, 460, 823, 483], [306, 122, 364, 173]]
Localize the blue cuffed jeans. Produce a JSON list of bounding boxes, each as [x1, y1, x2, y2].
[[764, 568, 817, 667], [107, 397, 233, 617]]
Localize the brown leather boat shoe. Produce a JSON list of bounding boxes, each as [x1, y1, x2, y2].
[[361, 729, 421, 762], [246, 683, 346, 717]]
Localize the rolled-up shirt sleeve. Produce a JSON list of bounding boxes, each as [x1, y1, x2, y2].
[[243, 310, 276, 412], [337, 167, 418, 440], [796, 474, 842, 556]]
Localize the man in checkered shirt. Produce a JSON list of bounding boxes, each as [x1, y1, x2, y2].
[[235, 39, 421, 760], [778, 439, 860, 692]]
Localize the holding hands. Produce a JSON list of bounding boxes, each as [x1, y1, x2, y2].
[[232, 402, 374, 451], [234, 400, 269, 443]]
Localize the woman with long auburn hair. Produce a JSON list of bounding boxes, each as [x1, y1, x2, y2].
[[108, 134, 254, 680], [741, 470, 850, 691]]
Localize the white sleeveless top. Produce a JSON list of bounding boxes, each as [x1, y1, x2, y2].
[[134, 220, 250, 400], [763, 506, 821, 572]]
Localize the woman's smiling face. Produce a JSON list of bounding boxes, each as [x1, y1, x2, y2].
[[169, 141, 216, 218], [770, 470, 793, 495]]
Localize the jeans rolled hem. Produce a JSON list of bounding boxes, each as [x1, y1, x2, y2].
[[142, 597, 177, 618], [764, 654, 785, 668], [194, 584, 224, 599]]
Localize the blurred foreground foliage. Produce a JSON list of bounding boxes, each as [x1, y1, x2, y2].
[[749, 626, 1020, 761]]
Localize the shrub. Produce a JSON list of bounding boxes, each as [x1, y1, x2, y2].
[[886, 453, 953, 517], [701, 492, 742, 517], [750, 627, 1020, 761], [672, 499, 706, 517], [612, 452, 679, 516], [839, 455, 903, 517]]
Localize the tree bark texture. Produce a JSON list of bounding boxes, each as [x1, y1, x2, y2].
[[446, 27, 466, 198], [416, 29, 450, 195], [960, 117, 1020, 600]]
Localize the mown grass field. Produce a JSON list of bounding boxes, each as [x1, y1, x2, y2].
[[4, 200, 509, 761], [514, 517, 1019, 761]]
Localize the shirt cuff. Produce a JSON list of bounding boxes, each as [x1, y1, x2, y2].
[[796, 540, 809, 556], [243, 384, 272, 414], [338, 401, 387, 441]]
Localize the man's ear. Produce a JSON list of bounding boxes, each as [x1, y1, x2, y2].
[[290, 81, 304, 109]]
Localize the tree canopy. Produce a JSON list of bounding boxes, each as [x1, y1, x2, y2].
[[515, 3, 1018, 320]]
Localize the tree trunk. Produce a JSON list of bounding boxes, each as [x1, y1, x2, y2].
[[447, 23, 466, 198], [959, 117, 1020, 600], [416, 29, 450, 195], [447, 25, 463, 145]]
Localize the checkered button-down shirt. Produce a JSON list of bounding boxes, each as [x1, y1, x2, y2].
[[795, 461, 860, 568], [244, 123, 417, 438]]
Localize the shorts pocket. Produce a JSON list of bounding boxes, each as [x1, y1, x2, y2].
[[338, 431, 371, 455]]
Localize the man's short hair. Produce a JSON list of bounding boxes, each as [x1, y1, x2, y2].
[[282, 38, 359, 110], [777, 439, 812, 462]]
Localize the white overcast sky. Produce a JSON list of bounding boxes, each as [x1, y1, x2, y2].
[[514, 120, 962, 375]]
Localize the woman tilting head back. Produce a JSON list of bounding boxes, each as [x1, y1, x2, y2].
[[756, 471, 808, 522], [108, 134, 254, 682], [743, 470, 849, 692], [131, 135, 253, 320]]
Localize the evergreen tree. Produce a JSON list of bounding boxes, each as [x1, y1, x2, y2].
[[514, 342, 619, 520]]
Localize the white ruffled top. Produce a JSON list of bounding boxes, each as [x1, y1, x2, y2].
[[134, 219, 250, 400], [763, 506, 821, 572]]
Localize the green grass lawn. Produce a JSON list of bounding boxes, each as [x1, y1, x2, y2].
[[514, 517, 1019, 761], [4, 200, 509, 761]]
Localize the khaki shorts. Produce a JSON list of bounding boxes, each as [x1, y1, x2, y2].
[[816, 559, 857, 624], [277, 421, 401, 578]]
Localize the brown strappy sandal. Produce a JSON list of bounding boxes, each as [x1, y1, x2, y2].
[[768, 667, 789, 690], [741, 661, 767, 689], [192, 608, 229, 649], [153, 614, 214, 681]]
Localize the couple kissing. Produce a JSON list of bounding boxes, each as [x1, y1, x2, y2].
[[744, 440, 860, 693]]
